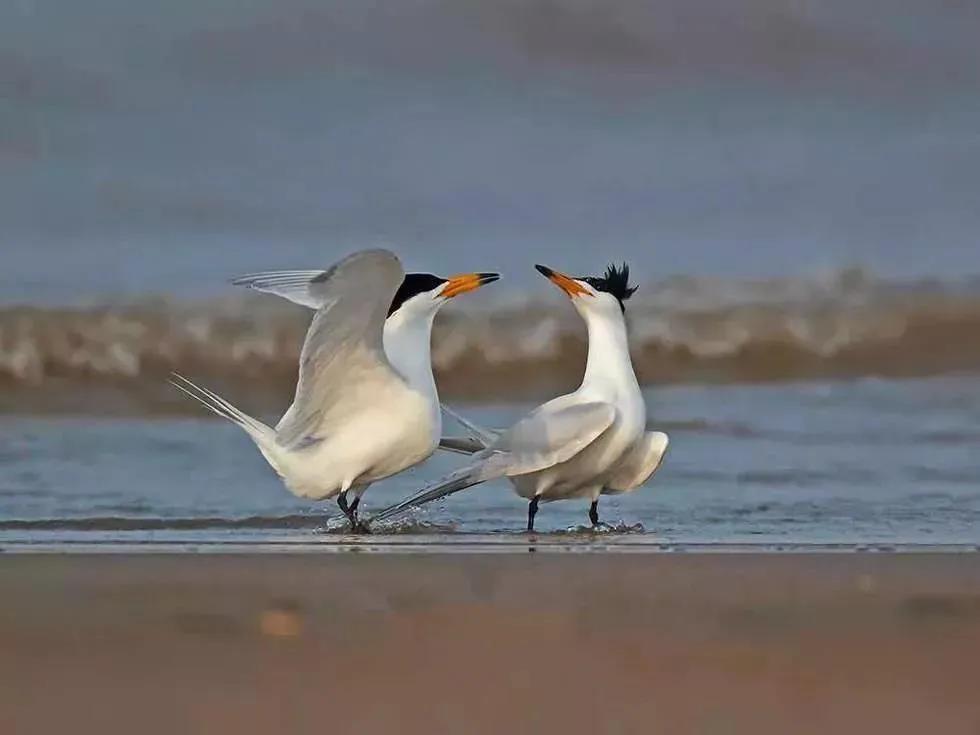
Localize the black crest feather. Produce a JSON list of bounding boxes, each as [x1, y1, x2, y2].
[[583, 262, 638, 310]]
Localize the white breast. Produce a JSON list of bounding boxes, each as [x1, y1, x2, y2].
[[276, 382, 437, 500]]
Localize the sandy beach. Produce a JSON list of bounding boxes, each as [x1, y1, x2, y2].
[[2, 553, 979, 734]]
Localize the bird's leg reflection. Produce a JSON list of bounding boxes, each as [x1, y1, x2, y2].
[[527, 496, 539, 532]]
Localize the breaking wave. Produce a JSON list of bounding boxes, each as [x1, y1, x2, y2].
[[3, 269, 980, 413]]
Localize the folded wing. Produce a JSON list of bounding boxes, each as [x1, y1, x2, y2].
[[603, 431, 669, 494], [493, 400, 616, 476]]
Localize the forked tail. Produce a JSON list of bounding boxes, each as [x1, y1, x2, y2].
[[168, 373, 282, 473]]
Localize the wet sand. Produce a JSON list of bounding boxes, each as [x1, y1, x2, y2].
[[2, 553, 979, 734]]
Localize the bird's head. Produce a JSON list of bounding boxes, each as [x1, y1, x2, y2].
[[387, 272, 499, 322], [534, 262, 637, 318]]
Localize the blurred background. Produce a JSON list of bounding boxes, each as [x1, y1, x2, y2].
[[1, 0, 979, 542], [3, 0, 980, 405]]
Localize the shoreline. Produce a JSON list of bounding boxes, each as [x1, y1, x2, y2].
[[2, 539, 979, 554]]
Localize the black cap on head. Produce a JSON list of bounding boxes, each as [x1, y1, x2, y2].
[[583, 263, 638, 312], [387, 273, 446, 316]]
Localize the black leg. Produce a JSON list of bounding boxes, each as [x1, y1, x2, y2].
[[337, 491, 356, 525], [527, 496, 539, 532], [589, 500, 600, 527], [347, 496, 371, 533]]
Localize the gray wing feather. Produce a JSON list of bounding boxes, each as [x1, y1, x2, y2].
[[273, 249, 405, 448], [372, 400, 616, 522], [491, 401, 616, 476], [603, 431, 670, 494], [231, 269, 332, 309]]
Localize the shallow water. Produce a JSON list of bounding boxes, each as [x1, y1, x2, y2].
[[2, 376, 978, 548]]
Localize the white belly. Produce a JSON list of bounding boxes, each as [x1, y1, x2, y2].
[[276, 388, 437, 500]]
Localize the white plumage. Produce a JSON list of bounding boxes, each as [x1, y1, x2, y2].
[[171, 249, 497, 529], [374, 263, 669, 530]]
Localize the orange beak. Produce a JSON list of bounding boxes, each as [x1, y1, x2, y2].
[[534, 264, 591, 298], [440, 272, 499, 298]]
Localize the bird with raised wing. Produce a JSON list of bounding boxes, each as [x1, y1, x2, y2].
[[373, 262, 668, 531], [170, 249, 498, 530]]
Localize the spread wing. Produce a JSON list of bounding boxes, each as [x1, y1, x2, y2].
[[603, 431, 669, 494], [270, 250, 406, 448], [371, 400, 615, 523], [231, 269, 333, 309]]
